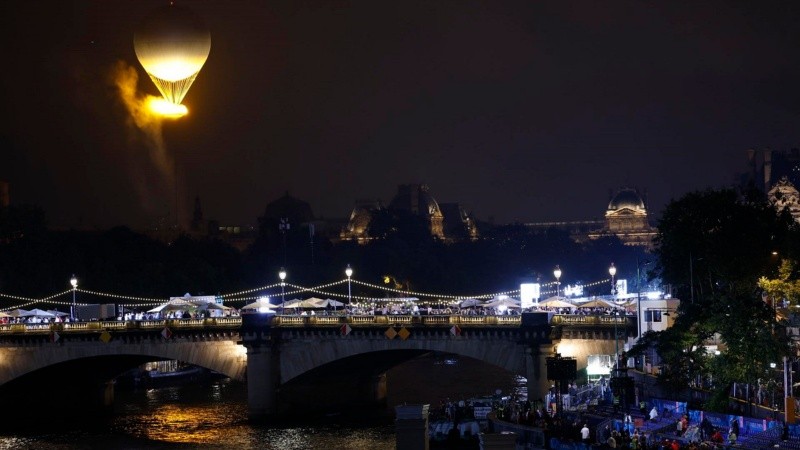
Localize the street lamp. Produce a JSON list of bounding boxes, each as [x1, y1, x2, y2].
[[553, 265, 562, 298], [70, 275, 78, 322], [345, 264, 353, 308], [609, 263, 617, 296], [278, 267, 287, 305]]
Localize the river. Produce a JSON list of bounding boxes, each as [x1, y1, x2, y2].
[[0, 354, 516, 449]]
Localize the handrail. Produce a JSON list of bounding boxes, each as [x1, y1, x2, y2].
[[550, 315, 633, 326], [0, 313, 636, 335]]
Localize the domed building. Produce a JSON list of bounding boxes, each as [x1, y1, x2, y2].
[[588, 187, 657, 248]]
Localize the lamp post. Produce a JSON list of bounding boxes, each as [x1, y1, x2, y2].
[[345, 264, 353, 309], [279, 267, 287, 306], [70, 275, 78, 322], [636, 258, 651, 340], [609, 263, 617, 296], [609, 262, 620, 369], [553, 265, 562, 298]]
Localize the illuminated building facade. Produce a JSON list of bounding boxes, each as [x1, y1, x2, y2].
[[587, 187, 657, 248], [768, 176, 800, 223], [740, 148, 800, 224], [340, 184, 478, 243], [525, 187, 656, 249]]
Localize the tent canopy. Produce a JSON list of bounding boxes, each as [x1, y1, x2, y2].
[[322, 299, 345, 308], [196, 302, 231, 311], [459, 298, 485, 308], [241, 299, 276, 311], [538, 297, 574, 308], [147, 299, 195, 313], [7, 309, 32, 317], [576, 299, 615, 309], [28, 308, 55, 318], [484, 297, 521, 309]]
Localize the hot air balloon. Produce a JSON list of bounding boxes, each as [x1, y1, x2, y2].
[[134, 4, 211, 111]]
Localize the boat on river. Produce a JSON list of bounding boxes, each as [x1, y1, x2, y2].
[[116, 360, 225, 389]]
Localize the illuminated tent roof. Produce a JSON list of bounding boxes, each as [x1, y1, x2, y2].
[[576, 299, 616, 308]]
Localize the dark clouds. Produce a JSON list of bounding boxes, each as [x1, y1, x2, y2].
[[2, 1, 800, 229]]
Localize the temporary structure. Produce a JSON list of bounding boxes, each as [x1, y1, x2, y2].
[[576, 299, 615, 309], [538, 297, 575, 308], [241, 299, 276, 312], [147, 299, 195, 313], [484, 297, 521, 309], [27, 309, 56, 318], [459, 298, 485, 308], [322, 299, 346, 308], [7, 309, 33, 317]]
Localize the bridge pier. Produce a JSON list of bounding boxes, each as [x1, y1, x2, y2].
[[526, 343, 557, 405], [245, 342, 281, 421], [368, 373, 387, 407]]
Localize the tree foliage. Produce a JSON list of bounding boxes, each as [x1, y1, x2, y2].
[[645, 187, 797, 411]]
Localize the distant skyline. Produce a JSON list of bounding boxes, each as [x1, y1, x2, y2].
[[3, 1, 800, 229]]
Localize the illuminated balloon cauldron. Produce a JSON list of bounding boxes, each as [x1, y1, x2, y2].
[[134, 4, 211, 115]]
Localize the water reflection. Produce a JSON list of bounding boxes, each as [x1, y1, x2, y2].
[[0, 379, 394, 450]]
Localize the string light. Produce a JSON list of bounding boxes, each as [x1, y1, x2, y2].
[[0, 277, 615, 311]]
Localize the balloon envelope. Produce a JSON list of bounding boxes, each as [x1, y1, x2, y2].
[[134, 4, 211, 105]]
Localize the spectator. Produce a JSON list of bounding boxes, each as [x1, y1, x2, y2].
[[581, 424, 590, 444]]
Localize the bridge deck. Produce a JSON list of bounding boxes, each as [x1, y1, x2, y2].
[[0, 313, 634, 336]]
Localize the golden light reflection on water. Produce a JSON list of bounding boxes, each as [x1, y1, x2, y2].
[[137, 403, 226, 444], [0, 380, 395, 449]]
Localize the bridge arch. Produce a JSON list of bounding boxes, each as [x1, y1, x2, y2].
[[0, 339, 247, 387], [276, 329, 529, 384]]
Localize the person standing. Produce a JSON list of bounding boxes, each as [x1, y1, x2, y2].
[[581, 423, 590, 445]]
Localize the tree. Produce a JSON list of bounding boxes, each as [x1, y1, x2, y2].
[[758, 259, 800, 308], [655, 188, 796, 301], [642, 187, 797, 412]]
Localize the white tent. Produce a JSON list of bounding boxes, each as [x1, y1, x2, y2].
[[196, 302, 231, 311], [301, 297, 327, 308], [241, 299, 276, 313], [538, 297, 575, 308], [276, 299, 303, 309], [322, 299, 346, 308], [147, 299, 195, 313], [7, 309, 32, 317], [46, 310, 69, 317], [484, 297, 521, 309], [459, 298, 485, 308], [28, 309, 56, 318], [576, 299, 616, 309]]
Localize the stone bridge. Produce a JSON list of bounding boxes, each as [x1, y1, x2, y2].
[[0, 313, 634, 419]]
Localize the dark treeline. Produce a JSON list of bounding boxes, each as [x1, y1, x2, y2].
[[0, 205, 650, 301]]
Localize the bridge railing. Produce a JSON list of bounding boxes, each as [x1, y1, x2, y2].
[[550, 315, 634, 327], [0, 313, 634, 335], [270, 314, 524, 327], [0, 317, 245, 335]]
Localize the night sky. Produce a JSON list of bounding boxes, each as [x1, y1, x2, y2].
[[3, 1, 800, 230]]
